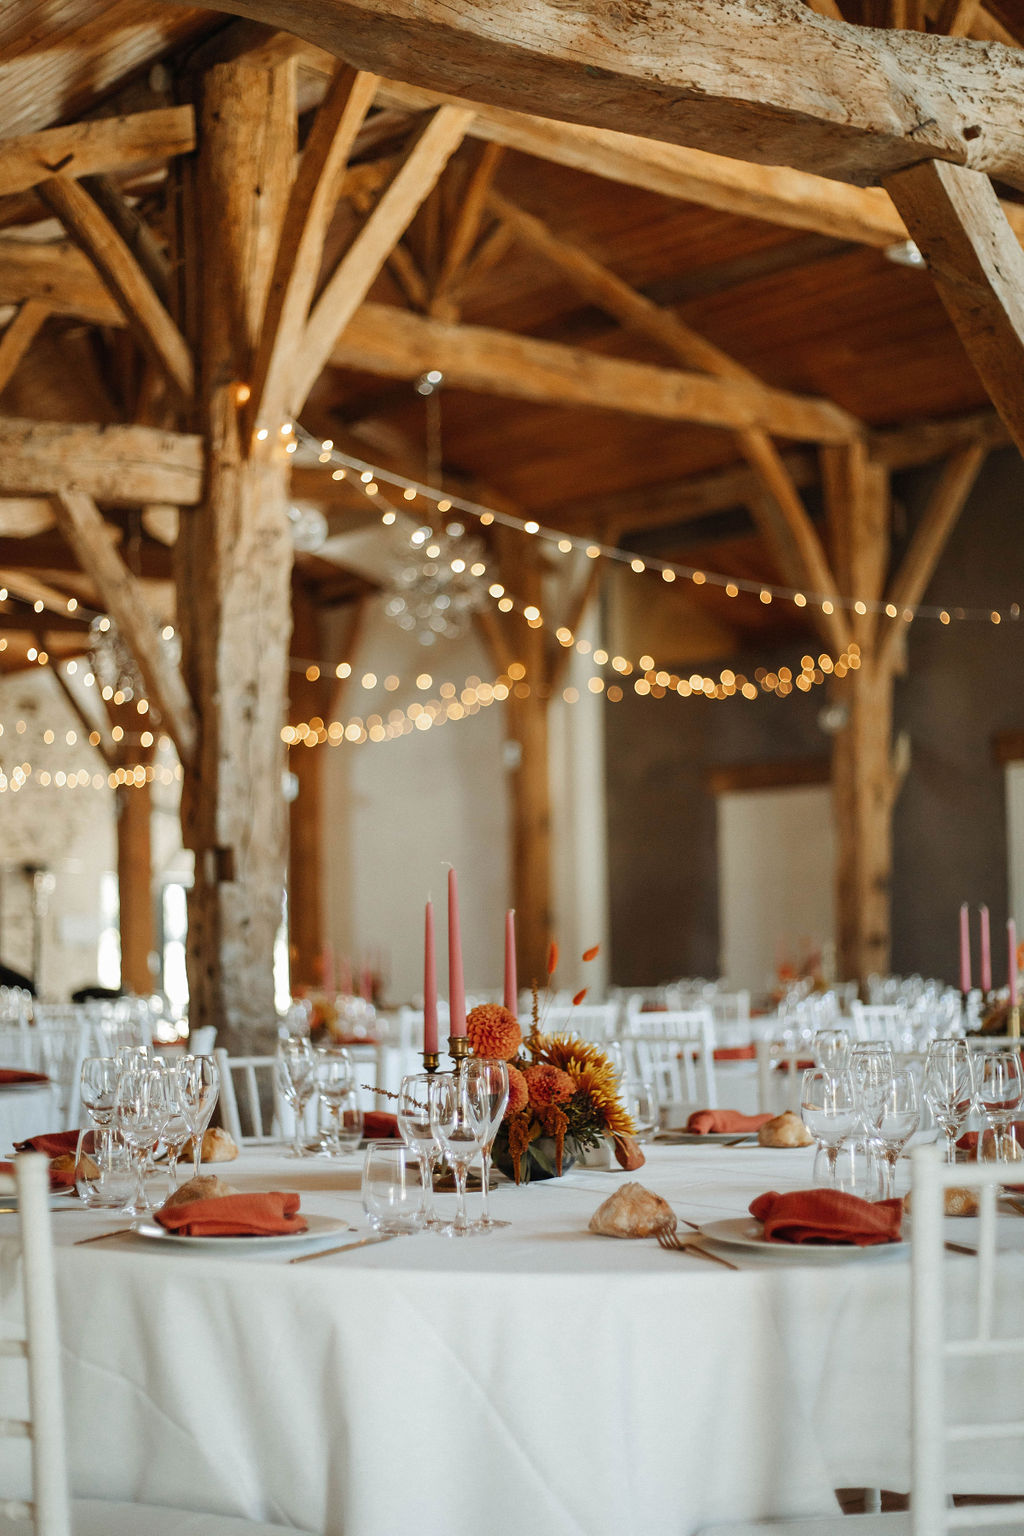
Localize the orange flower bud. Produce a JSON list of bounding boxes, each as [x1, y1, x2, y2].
[[572, 988, 588, 1006], [546, 940, 559, 975], [581, 944, 600, 962]]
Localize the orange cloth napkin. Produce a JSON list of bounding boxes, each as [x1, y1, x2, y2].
[[14, 1131, 80, 1157], [0, 1154, 81, 1193], [957, 1123, 1024, 1154], [685, 1109, 774, 1135], [750, 1188, 903, 1246], [712, 1044, 757, 1062], [0, 1069, 49, 1086], [155, 1191, 307, 1237], [363, 1111, 400, 1139]]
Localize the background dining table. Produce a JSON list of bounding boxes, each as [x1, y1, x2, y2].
[[4, 1140, 1024, 1536]]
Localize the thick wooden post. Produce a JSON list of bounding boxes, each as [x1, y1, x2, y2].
[[116, 778, 155, 994], [176, 60, 296, 1052], [287, 582, 327, 990]]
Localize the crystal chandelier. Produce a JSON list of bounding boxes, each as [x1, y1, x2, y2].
[[88, 616, 145, 704], [384, 518, 488, 645]]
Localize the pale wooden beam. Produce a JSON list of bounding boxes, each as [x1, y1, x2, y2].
[[876, 441, 987, 672], [0, 107, 196, 200], [293, 104, 473, 413], [0, 568, 80, 616], [51, 490, 197, 765], [331, 301, 859, 444], [489, 190, 850, 649], [80, 174, 170, 306], [885, 159, 1024, 458], [0, 240, 123, 325], [247, 65, 379, 435], [36, 176, 194, 402], [937, 0, 983, 34], [0, 301, 48, 395], [0, 419, 204, 505], [433, 142, 504, 307], [185, 0, 1024, 188]]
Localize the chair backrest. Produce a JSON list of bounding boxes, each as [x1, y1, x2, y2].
[[543, 1003, 620, 1041], [850, 1000, 911, 1047], [213, 1049, 280, 1144], [755, 1039, 814, 1113], [909, 1145, 1024, 1535], [0, 1154, 71, 1536], [29, 1019, 89, 1130], [622, 1009, 717, 1112]]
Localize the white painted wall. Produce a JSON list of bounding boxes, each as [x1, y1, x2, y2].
[[717, 783, 835, 994]]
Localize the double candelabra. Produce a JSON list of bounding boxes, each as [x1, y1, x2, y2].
[[422, 1034, 472, 1075]]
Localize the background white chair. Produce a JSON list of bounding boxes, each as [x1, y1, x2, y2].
[[622, 1008, 717, 1122], [0, 1152, 318, 1536], [697, 1146, 1024, 1536], [214, 1050, 283, 1146]]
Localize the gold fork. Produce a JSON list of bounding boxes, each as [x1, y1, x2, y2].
[[655, 1224, 739, 1270]]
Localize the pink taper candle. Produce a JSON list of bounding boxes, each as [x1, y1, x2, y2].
[[423, 902, 438, 1054], [959, 903, 972, 993], [1009, 918, 1019, 1006], [504, 909, 518, 1016], [448, 868, 466, 1037], [980, 905, 992, 993]]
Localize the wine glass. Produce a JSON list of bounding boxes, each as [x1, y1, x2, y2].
[[923, 1039, 974, 1163], [179, 1054, 220, 1178], [397, 1074, 444, 1228], [622, 1079, 658, 1142], [800, 1067, 858, 1187], [976, 1050, 1024, 1162], [463, 1058, 510, 1230], [812, 1029, 850, 1074], [80, 1056, 118, 1128], [873, 1067, 920, 1200], [115, 1067, 167, 1215], [428, 1072, 489, 1236], [160, 1064, 193, 1193], [851, 1043, 895, 1198], [315, 1048, 355, 1156], [275, 1038, 316, 1157]]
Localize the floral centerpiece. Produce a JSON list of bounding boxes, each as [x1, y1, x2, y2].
[[465, 944, 644, 1183]]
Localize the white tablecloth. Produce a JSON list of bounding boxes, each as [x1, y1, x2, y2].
[[5, 1142, 1024, 1536], [0, 1082, 61, 1150]]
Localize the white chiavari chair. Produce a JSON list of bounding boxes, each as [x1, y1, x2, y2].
[[213, 1050, 284, 1146], [622, 1008, 717, 1121], [543, 1002, 620, 1041], [0, 1153, 319, 1536], [698, 1145, 1024, 1536], [756, 1038, 816, 1114]]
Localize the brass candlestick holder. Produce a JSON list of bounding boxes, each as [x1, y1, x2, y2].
[[421, 1050, 441, 1074], [448, 1033, 472, 1074], [1009, 1005, 1021, 1040]]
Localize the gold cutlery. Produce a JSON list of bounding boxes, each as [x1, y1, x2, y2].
[[289, 1232, 396, 1264], [943, 1239, 978, 1256], [655, 1224, 739, 1270], [73, 1228, 134, 1245]]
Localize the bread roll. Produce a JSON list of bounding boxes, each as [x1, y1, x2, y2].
[[758, 1110, 814, 1148], [904, 1185, 979, 1217], [181, 1126, 239, 1164], [589, 1182, 676, 1238], [162, 1174, 239, 1208]]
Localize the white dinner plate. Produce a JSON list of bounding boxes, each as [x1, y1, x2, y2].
[[130, 1212, 348, 1252], [657, 1131, 760, 1145], [699, 1216, 907, 1261], [0, 1081, 52, 1093], [0, 1190, 76, 1212]]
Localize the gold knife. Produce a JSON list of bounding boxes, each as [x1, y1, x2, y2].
[[289, 1232, 396, 1264]]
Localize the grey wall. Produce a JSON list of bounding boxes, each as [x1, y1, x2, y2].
[[605, 447, 1024, 990]]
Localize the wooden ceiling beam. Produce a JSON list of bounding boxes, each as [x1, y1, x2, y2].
[[330, 301, 859, 443], [0, 239, 123, 325], [0, 107, 195, 201], [248, 64, 379, 436], [0, 419, 204, 506], [0, 533, 171, 578], [0, 568, 81, 616], [0, 302, 48, 395], [36, 176, 194, 402], [177, 0, 1024, 188], [885, 159, 1024, 459], [51, 489, 197, 765], [292, 104, 473, 414]]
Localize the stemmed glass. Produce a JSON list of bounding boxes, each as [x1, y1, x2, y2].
[[315, 1048, 356, 1156], [851, 1043, 895, 1198], [812, 1029, 850, 1074], [397, 1074, 444, 1228], [622, 1079, 658, 1143], [800, 1067, 859, 1187], [179, 1055, 220, 1178], [871, 1067, 920, 1200], [160, 1064, 193, 1193], [923, 1039, 975, 1163], [116, 1067, 168, 1215], [80, 1056, 117, 1150], [428, 1072, 489, 1236], [275, 1038, 316, 1157], [463, 1058, 510, 1230], [976, 1050, 1024, 1162]]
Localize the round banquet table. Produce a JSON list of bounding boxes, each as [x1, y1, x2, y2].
[[5, 1141, 1024, 1536]]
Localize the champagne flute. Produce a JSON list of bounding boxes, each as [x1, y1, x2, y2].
[[922, 1039, 974, 1163], [800, 1067, 858, 1187], [179, 1054, 220, 1178], [274, 1038, 316, 1156], [977, 1050, 1024, 1162], [428, 1072, 489, 1236], [463, 1058, 510, 1230], [315, 1047, 354, 1156], [874, 1067, 920, 1200], [116, 1067, 166, 1215], [397, 1073, 444, 1229], [851, 1043, 895, 1199], [161, 1064, 192, 1193]]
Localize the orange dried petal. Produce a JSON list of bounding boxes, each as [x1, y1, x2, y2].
[[581, 944, 600, 962], [572, 988, 588, 1006], [546, 940, 559, 975]]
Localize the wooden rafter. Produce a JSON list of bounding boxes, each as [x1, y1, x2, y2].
[[0, 302, 48, 396], [174, 0, 1024, 188], [876, 442, 987, 672], [50, 665, 114, 770], [0, 568, 80, 616], [50, 490, 197, 766], [885, 159, 1024, 458], [433, 142, 504, 309], [36, 176, 194, 402], [330, 301, 859, 444], [0, 240, 123, 326], [247, 64, 379, 435], [0, 107, 196, 200], [293, 104, 474, 412], [490, 190, 849, 650], [0, 419, 204, 506]]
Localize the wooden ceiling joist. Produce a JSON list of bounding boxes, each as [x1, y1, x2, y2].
[[330, 301, 860, 444], [0, 419, 204, 506], [0, 240, 123, 326], [0, 302, 48, 395], [186, 0, 1024, 188], [0, 107, 195, 201]]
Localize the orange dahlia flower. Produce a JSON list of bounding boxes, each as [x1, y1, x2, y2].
[[524, 1063, 574, 1107], [466, 1003, 521, 1062], [506, 1065, 529, 1116]]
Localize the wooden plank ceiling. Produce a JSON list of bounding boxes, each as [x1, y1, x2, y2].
[[0, 0, 1020, 672]]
